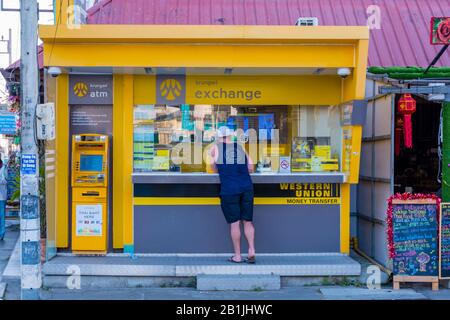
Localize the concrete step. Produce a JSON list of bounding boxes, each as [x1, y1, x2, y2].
[[43, 253, 361, 276], [42, 253, 361, 289], [197, 274, 280, 291]]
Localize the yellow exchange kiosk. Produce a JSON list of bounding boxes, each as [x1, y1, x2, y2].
[[40, 17, 369, 255], [71, 134, 109, 253]]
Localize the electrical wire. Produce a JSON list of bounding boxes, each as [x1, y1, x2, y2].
[[47, 0, 63, 67], [33, 1, 62, 150], [33, 35, 40, 148]]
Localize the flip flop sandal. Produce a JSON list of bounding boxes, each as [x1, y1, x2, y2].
[[245, 256, 256, 264], [227, 256, 244, 263]]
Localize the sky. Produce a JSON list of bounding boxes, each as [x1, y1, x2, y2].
[[0, 0, 54, 102]]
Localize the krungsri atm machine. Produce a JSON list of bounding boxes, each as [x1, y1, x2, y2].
[[71, 134, 109, 254]]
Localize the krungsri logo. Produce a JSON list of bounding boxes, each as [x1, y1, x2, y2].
[[160, 79, 182, 101], [73, 82, 89, 97]]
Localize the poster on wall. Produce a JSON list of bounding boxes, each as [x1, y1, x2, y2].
[[133, 105, 155, 172], [76, 204, 103, 236], [430, 17, 450, 45], [258, 114, 275, 141]]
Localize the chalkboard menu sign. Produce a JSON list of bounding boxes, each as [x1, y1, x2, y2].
[[392, 199, 438, 277], [440, 203, 450, 278]]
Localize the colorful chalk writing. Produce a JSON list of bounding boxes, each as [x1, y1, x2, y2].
[[392, 203, 438, 276], [440, 203, 450, 278]]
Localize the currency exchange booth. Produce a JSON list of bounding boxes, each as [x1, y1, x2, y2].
[[39, 22, 369, 255]]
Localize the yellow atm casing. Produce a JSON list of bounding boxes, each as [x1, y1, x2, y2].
[[71, 134, 109, 253]]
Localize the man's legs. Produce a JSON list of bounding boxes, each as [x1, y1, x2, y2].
[[241, 190, 255, 258], [0, 200, 5, 240], [230, 221, 242, 261], [243, 220, 255, 258]]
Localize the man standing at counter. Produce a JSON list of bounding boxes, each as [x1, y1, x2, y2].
[[210, 126, 256, 264]]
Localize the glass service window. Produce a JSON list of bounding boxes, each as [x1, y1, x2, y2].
[[133, 105, 342, 174]]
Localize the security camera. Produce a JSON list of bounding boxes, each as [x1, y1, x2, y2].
[[337, 68, 351, 79], [47, 67, 62, 78]]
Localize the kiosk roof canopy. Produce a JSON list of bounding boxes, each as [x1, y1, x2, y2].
[[85, 0, 450, 68]]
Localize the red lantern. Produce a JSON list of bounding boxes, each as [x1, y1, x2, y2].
[[398, 94, 416, 149]]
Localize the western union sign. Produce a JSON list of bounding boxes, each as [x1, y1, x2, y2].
[[134, 183, 341, 205], [279, 183, 337, 196], [253, 183, 341, 205]]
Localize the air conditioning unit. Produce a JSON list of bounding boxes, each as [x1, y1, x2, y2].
[[295, 17, 319, 26]]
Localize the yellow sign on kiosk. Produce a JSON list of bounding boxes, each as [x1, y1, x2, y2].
[[71, 134, 109, 254]]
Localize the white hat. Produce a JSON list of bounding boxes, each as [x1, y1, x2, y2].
[[217, 126, 235, 138]]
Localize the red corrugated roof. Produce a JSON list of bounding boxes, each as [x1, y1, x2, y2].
[[5, 44, 44, 71], [86, 0, 450, 67]]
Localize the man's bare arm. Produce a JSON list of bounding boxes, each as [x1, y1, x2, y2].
[[246, 150, 255, 173], [209, 144, 218, 173]]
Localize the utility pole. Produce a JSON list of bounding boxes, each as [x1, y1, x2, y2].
[[19, 0, 41, 300]]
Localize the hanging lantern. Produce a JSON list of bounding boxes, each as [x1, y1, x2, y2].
[[398, 94, 416, 149], [395, 117, 404, 156]]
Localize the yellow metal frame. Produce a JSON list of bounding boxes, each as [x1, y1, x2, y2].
[[40, 24, 369, 43], [55, 75, 69, 248], [54, 0, 71, 26], [112, 75, 134, 249], [43, 23, 368, 253], [340, 183, 351, 254]]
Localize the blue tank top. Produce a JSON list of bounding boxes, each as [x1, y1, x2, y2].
[[216, 142, 253, 195]]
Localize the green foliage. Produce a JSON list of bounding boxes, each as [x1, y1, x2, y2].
[[368, 66, 450, 80], [10, 174, 20, 201], [388, 73, 450, 79], [252, 286, 264, 292], [320, 276, 364, 287], [368, 66, 450, 75], [186, 277, 197, 288]]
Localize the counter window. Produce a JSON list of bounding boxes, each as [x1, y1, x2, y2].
[[133, 105, 343, 173]]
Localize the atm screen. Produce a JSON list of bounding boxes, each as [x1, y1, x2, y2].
[[79, 155, 103, 172]]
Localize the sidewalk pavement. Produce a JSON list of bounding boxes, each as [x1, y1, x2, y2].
[[37, 285, 433, 300], [2, 219, 450, 300], [0, 219, 20, 300], [34, 283, 450, 300]]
